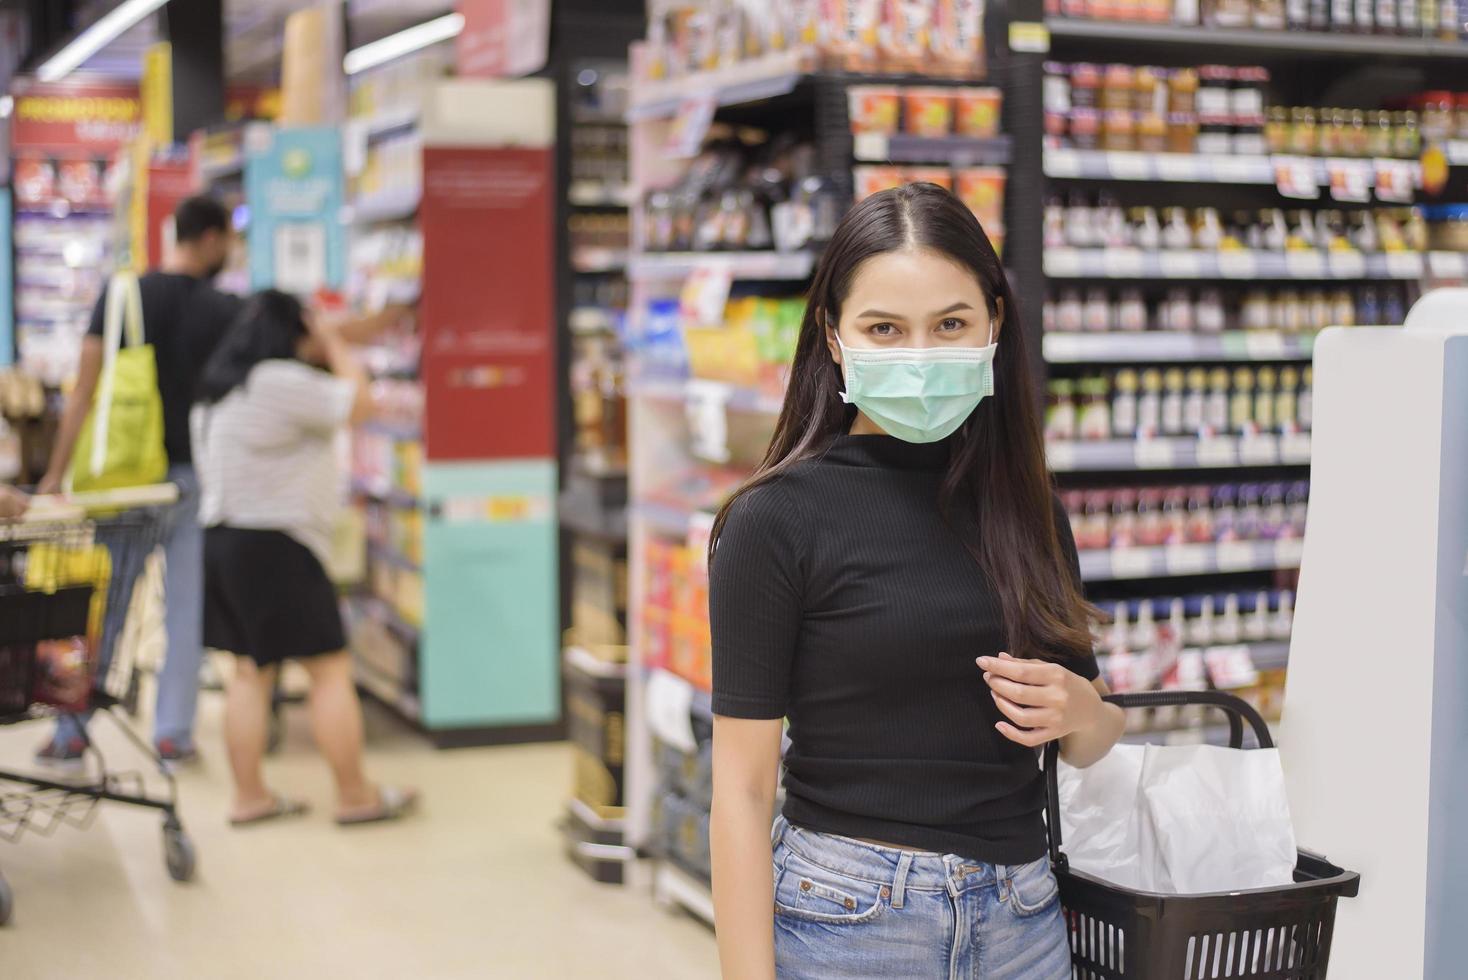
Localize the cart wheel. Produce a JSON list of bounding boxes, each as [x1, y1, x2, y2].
[[163, 824, 197, 883], [0, 872, 13, 926]]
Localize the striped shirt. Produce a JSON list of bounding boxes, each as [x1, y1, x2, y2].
[[192, 359, 355, 564]]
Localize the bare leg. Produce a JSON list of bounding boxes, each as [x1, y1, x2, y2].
[[300, 652, 376, 814], [226, 658, 279, 821]]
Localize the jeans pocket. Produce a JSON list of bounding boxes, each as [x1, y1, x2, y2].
[[1005, 857, 1060, 918], [774, 850, 887, 925]]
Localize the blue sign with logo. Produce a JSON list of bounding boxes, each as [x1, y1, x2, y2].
[[245, 126, 345, 295]]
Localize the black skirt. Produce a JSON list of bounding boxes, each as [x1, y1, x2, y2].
[[204, 526, 346, 666]]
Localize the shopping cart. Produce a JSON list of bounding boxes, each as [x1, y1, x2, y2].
[[1043, 690, 1360, 980], [0, 486, 197, 926]]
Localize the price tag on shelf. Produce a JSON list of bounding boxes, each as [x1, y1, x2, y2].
[[1272, 155, 1320, 199], [1217, 540, 1256, 572], [1159, 251, 1203, 278], [686, 380, 733, 464], [1427, 251, 1468, 281], [1327, 250, 1366, 280], [1385, 252, 1424, 278], [1217, 251, 1257, 279], [1373, 157, 1417, 203], [1197, 437, 1237, 467], [1285, 251, 1326, 278], [665, 93, 717, 160], [646, 669, 698, 753], [1243, 333, 1287, 359], [1239, 433, 1280, 466], [1274, 537, 1305, 568], [1133, 438, 1177, 469], [1215, 155, 1270, 183], [680, 262, 734, 328], [1326, 158, 1372, 203], [1104, 248, 1146, 278], [1045, 148, 1082, 178], [1045, 248, 1083, 278], [1280, 431, 1312, 463], [853, 132, 890, 162], [1155, 154, 1201, 182], [1164, 544, 1209, 577], [1107, 152, 1150, 181], [1046, 441, 1078, 471], [1008, 21, 1052, 53], [1110, 548, 1154, 580]]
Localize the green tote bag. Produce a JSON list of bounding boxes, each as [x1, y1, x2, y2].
[[69, 272, 168, 492]]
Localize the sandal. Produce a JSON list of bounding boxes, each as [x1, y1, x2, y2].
[[336, 785, 418, 827], [229, 796, 310, 827]]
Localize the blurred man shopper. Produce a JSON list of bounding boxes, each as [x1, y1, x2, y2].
[[37, 196, 242, 768]]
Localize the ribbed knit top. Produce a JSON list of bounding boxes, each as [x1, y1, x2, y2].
[[709, 434, 1098, 864]]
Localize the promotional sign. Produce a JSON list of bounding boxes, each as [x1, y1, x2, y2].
[[244, 127, 345, 294], [419, 145, 554, 460], [456, 0, 550, 78], [144, 157, 195, 268], [11, 81, 140, 153]]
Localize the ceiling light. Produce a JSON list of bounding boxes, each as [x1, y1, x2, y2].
[[343, 13, 464, 76], [36, 0, 169, 83]]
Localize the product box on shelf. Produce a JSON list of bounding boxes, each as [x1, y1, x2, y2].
[[566, 664, 627, 821], [571, 538, 629, 654]]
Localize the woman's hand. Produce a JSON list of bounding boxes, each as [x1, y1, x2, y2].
[[0, 485, 29, 519], [977, 652, 1106, 747]]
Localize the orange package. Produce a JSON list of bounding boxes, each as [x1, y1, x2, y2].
[[853, 165, 907, 201], [954, 87, 1003, 138], [848, 85, 902, 134], [821, 0, 880, 72], [904, 87, 956, 138], [933, 0, 985, 80], [956, 166, 1007, 231], [879, 0, 931, 73]]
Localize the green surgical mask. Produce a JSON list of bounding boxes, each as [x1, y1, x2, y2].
[[837, 326, 997, 444]]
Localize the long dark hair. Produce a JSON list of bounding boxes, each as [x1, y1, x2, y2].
[[198, 289, 309, 404], [711, 183, 1097, 664]]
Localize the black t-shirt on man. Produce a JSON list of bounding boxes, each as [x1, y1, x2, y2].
[[87, 271, 242, 465], [709, 434, 1099, 866]]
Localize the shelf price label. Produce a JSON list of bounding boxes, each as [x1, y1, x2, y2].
[[646, 669, 698, 753], [1159, 251, 1203, 278], [853, 132, 890, 162], [1327, 251, 1366, 279], [1274, 537, 1306, 568], [1280, 431, 1312, 463], [1326, 158, 1372, 203], [1103, 248, 1146, 278], [1427, 251, 1468, 281], [1243, 333, 1287, 359], [1155, 154, 1201, 182], [1216, 540, 1256, 572], [1217, 251, 1257, 279], [1110, 548, 1154, 580], [1197, 437, 1237, 467], [1215, 155, 1271, 184], [1133, 438, 1178, 469], [1373, 157, 1417, 203], [1045, 148, 1082, 178], [1045, 248, 1083, 278], [1107, 152, 1150, 181], [1384, 252, 1424, 278], [1046, 441, 1078, 472], [1165, 544, 1209, 577], [1239, 433, 1280, 466], [1284, 251, 1326, 279], [1272, 156, 1320, 199]]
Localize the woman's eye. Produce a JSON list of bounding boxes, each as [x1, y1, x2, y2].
[[937, 318, 967, 332], [869, 322, 897, 336]]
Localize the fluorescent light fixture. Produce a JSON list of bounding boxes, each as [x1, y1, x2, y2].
[[36, 0, 169, 83], [0, 96, 12, 118], [344, 12, 464, 76]]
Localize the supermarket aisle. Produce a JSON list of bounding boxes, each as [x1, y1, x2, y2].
[[0, 676, 717, 980]]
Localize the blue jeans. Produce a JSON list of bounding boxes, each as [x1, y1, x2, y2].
[[771, 816, 1072, 980], [55, 464, 204, 749]]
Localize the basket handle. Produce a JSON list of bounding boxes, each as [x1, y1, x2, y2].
[[1043, 690, 1275, 871]]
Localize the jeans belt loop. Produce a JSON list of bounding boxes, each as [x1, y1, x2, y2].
[[891, 850, 914, 910]]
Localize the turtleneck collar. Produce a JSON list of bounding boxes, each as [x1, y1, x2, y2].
[[821, 434, 952, 472]]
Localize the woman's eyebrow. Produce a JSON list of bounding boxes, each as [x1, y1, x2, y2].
[[931, 302, 975, 316], [855, 309, 906, 320]]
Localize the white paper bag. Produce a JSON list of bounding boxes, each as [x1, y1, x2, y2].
[[1056, 743, 1154, 891]]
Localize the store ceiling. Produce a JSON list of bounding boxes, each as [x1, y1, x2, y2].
[[64, 0, 456, 82]]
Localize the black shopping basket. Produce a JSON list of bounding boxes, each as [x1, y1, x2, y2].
[[1043, 690, 1360, 980]]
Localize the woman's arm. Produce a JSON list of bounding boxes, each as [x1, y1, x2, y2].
[[979, 653, 1125, 768], [711, 715, 784, 980], [305, 317, 374, 424]]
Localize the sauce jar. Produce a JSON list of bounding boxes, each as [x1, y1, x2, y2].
[[1168, 68, 1198, 115], [1418, 91, 1455, 144], [1166, 112, 1198, 153], [1070, 108, 1102, 150], [1134, 65, 1162, 114], [1102, 110, 1138, 151], [1288, 108, 1317, 157], [1070, 63, 1101, 110], [1102, 64, 1136, 113], [1137, 112, 1168, 153], [1265, 107, 1290, 154]]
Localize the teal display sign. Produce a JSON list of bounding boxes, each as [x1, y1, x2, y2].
[[245, 127, 345, 295]]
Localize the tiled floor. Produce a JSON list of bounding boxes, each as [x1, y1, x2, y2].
[[0, 673, 718, 979]]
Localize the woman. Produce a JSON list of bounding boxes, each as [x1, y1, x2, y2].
[[193, 290, 416, 827], [708, 184, 1125, 979]]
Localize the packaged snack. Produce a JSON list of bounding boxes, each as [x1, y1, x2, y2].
[[905, 166, 954, 191], [903, 87, 956, 137], [953, 87, 1002, 137], [933, 0, 985, 79], [853, 165, 907, 201], [955, 167, 1006, 230], [848, 85, 902, 135], [821, 0, 881, 72], [788, 0, 823, 60], [879, 0, 931, 73]]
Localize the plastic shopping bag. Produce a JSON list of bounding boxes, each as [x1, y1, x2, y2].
[[1139, 743, 1297, 894], [1058, 741, 1297, 894]]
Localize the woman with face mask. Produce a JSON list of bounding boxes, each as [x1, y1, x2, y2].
[[708, 183, 1125, 979]]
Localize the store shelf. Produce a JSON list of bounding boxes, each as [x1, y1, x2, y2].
[[1097, 640, 1290, 675], [352, 481, 420, 510], [628, 250, 817, 282], [1043, 247, 1456, 280], [568, 181, 633, 207], [1046, 17, 1468, 59], [1048, 433, 1312, 471], [368, 541, 422, 574], [1077, 538, 1304, 581], [569, 306, 621, 334], [559, 492, 629, 542], [1045, 148, 1422, 189], [629, 377, 785, 415], [567, 795, 626, 834], [628, 49, 805, 120], [363, 106, 421, 143], [654, 861, 716, 925], [572, 247, 630, 273], [565, 645, 629, 681], [352, 187, 421, 225], [354, 655, 422, 722], [635, 501, 702, 539], [853, 133, 1011, 166], [359, 419, 422, 441], [1044, 331, 1316, 362]]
